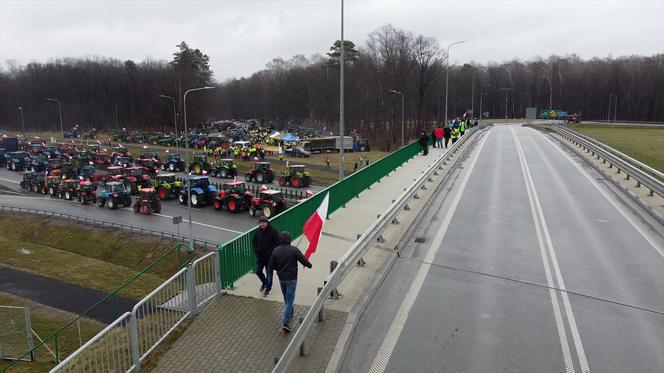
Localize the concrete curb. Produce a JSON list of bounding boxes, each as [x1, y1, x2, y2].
[[547, 132, 664, 227], [323, 129, 485, 373]]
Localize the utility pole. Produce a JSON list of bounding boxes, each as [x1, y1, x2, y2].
[[500, 88, 513, 120], [338, 0, 345, 180], [470, 71, 475, 119], [45, 98, 64, 133], [478, 84, 490, 126], [607, 94, 613, 123], [388, 90, 405, 146], [18, 106, 25, 134], [613, 95, 618, 122], [444, 40, 466, 123]]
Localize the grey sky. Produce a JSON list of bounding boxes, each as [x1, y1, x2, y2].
[[1, 0, 662, 82]]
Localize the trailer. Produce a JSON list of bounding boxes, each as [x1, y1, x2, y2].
[[300, 136, 354, 153]]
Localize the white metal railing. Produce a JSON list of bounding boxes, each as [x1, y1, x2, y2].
[[51, 312, 134, 373], [192, 251, 222, 308], [272, 125, 484, 372]]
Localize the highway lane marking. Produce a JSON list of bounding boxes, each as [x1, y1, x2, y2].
[[152, 212, 243, 234], [530, 127, 664, 260], [0, 177, 19, 184], [512, 126, 589, 373], [367, 132, 489, 373]]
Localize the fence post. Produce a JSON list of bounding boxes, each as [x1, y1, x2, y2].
[[186, 265, 198, 316], [129, 314, 141, 372], [214, 251, 222, 295]]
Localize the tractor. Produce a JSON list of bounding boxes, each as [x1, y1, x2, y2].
[[58, 162, 78, 179], [178, 176, 217, 207], [278, 165, 311, 188], [92, 152, 112, 170], [151, 173, 183, 200], [213, 181, 253, 213], [244, 162, 274, 184], [161, 153, 185, 172], [96, 181, 132, 209], [42, 146, 61, 159], [20, 172, 45, 193], [44, 175, 63, 196], [249, 190, 287, 218], [111, 146, 132, 163], [211, 159, 237, 178], [123, 167, 152, 194], [132, 188, 161, 215], [136, 157, 161, 177], [79, 181, 96, 205], [6, 151, 32, 171], [113, 156, 133, 167], [140, 148, 161, 162], [28, 156, 49, 173], [58, 179, 80, 201], [188, 154, 212, 175], [80, 165, 96, 181]]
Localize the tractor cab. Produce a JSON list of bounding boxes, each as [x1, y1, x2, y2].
[[58, 179, 80, 200], [80, 165, 95, 180], [178, 176, 217, 207], [79, 180, 96, 205], [279, 164, 311, 188], [162, 152, 185, 172], [43, 146, 61, 159], [250, 189, 286, 218], [188, 154, 211, 175], [114, 156, 133, 167], [133, 188, 161, 215], [44, 175, 63, 196], [244, 162, 274, 184], [59, 162, 77, 179], [213, 158, 238, 178], [137, 157, 160, 176], [152, 173, 182, 200], [140, 148, 160, 162], [214, 181, 253, 212], [95, 181, 132, 209], [88, 144, 101, 153], [48, 158, 63, 171]]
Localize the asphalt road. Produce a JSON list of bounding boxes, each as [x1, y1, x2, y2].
[[341, 125, 664, 373]]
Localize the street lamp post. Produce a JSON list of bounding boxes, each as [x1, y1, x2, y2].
[[183, 86, 214, 249], [18, 106, 25, 134], [607, 94, 613, 123], [338, 0, 345, 180], [524, 93, 532, 107], [444, 40, 466, 124], [158, 95, 179, 155], [45, 98, 63, 133], [478, 84, 490, 126], [388, 90, 405, 147], [500, 88, 513, 120]]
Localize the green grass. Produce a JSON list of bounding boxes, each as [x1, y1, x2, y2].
[[0, 213, 198, 299], [571, 125, 664, 173], [0, 291, 103, 373]]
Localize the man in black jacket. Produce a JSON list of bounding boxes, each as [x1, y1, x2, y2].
[[252, 216, 280, 297], [268, 231, 312, 333], [419, 131, 429, 155]]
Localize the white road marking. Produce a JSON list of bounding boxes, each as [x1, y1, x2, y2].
[[512, 126, 589, 373], [154, 212, 243, 234], [530, 127, 664, 259], [0, 177, 19, 184], [368, 132, 489, 373]]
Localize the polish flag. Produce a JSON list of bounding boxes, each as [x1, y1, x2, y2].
[[96, 140, 102, 145], [303, 193, 329, 260]]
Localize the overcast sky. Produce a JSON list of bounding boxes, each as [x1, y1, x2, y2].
[[1, 0, 662, 82]]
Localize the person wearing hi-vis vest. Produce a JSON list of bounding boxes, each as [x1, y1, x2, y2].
[[459, 120, 466, 137]]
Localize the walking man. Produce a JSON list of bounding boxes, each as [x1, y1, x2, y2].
[[252, 216, 280, 297], [419, 131, 429, 155], [269, 231, 312, 332], [443, 123, 451, 148]]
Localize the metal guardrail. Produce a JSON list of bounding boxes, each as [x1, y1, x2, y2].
[[0, 205, 220, 250], [50, 251, 221, 373], [551, 125, 664, 199], [272, 126, 481, 372]]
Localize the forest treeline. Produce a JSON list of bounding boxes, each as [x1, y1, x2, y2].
[[1, 24, 662, 149]]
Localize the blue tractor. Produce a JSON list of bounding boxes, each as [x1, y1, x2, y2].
[[178, 176, 217, 208], [5, 151, 32, 171], [29, 156, 50, 172], [42, 146, 61, 159], [95, 181, 132, 209], [161, 153, 186, 172]]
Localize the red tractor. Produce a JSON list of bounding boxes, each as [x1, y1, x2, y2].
[[123, 166, 151, 194], [132, 188, 161, 215], [213, 181, 253, 213], [92, 152, 112, 170], [249, 190, 287, 218], [136, 157, 161, 177]]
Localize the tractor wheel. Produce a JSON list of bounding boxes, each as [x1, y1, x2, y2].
[[142, 201, 151, 215], [82, 197, 88, 205], [169, 163, 175, 172], [360, 144, 367, 152], [278, 176, 286, 187], [97, 198, 105, 207], [124, 198, 132, 208], [303, 176, 311, 187], [256, 172, 265, 183], [178, 193, 186, 204], [291, 176, 301, 188], [158, 187, 168, 200], [49, 187, 55, 196], [30, 166, 36, 172], [213, 199, 222, 210], [154, 201, 161, 214], [244, 173, 253, 182], [190, 193, 200, 207], [11, 163, 16, 171], [65, 191, 72, 200], [220, 169, 228, 178], [262, 205, 275, 218], [107, 198, 117, 210], [20, 182, 26, 189], [226, 197, 239, 213], [193, 164, 202, 175], [249, 207, 257, 217], [133, 202, 140, 213], [266, 172, 274, 183]]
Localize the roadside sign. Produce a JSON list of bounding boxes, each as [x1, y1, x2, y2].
[[172, 216, 183, 224]]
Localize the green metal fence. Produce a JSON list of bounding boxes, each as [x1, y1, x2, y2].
[[218, 140, 422, 288]]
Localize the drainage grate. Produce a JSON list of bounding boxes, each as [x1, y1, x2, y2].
[[414, 237, 426, 243]]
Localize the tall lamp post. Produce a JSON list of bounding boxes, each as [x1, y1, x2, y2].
[[183, 86, 214, 249], [478, 84, 490, 126], [607, 94, 613, 123], [388, 90, 405, 147], [523, 93, 532, 107], [338, 0, 345, 180], [444, 40, 466, 123], [158, 95, 179, 155], [45, 98, 63, 133], [500, 88, 513, 119], [18, 106, 25, 134]]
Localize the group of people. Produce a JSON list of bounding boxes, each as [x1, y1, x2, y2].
[[252, 216, 312, 333], [419, 118, 472, 155]]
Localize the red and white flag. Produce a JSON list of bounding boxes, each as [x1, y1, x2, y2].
[[302, 193, 329, 260], [96, 140, 102, 145]]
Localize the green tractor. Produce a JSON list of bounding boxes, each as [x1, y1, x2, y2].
[[278, 165, 311, 188], [188, 154, 212, 175], [211, 158, 237, 179], [150, 173, 183, 200], [244, 162, 274, 184], [20, 172, 45, 193]]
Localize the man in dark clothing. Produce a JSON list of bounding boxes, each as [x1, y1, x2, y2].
[[443, 124, 451, 148], [268, 231, 312, 333], [252, 216, 280, 297], [419, 131, 429, 155], [431, 127, 437, 148]]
